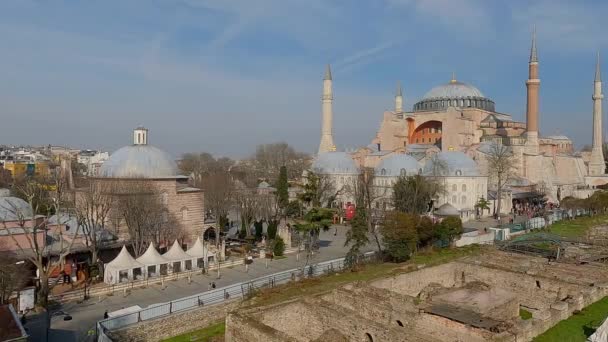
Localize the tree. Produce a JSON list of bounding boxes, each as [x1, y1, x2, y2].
[[380, 211, 418, 262], [435, 217, 463, 246], [344, 209, 370, 269], [115, 181, 177, 257], [294, 207, 334, 269], [1, 175, 74, 307], [179, 153, 234, 187], [298, 172, 341, 208], [272, 237, 285, 256], [350, 167, 386, 254], [416, 215, 436, 249], [393, 175, 441, 215], [485, 143, 516, 221], [74, 181, 115, 270], [475, 197, 491, 219], [276, 166, 289, 211], [201, 173, 234, 251], [0, 166, 11, 188], [234, 190, 259, 238], [285, 200, 302, 218], [251, 142, 309, 180]]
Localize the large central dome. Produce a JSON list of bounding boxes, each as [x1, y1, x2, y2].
[[98, 127, 178, 179], [414, 77, 495, 112]]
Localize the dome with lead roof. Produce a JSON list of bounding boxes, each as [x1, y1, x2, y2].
[[312, 152, 359, 175], [423, 151, 480, 177], [375, 154, 420, 177], [414, 77, 495, 112]]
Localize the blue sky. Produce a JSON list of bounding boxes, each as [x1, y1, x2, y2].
[[1, 0, 607, 157]]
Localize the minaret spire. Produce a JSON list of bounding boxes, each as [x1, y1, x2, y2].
[[319, 65, 336, 153], [590, 52, 605, 175], [530, 25, 538, 63], [525, 26, 540, 153], [395, 81, 403, 114]]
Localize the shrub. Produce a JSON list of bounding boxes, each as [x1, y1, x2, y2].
[[273, 237, 285, 256]]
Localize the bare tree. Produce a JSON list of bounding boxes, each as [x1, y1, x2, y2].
[[350, 167, 387, 254], [234, 190, 259, 238], [299, 171, 343, 208], [115, 181, 179, 257], [201, 173, 234, 251], [179, 153, 234, 187], [485, 143, 516, 221], [0, 176, 75, 307], [74, 180, 115, 269], [252, 142, 309, 180]]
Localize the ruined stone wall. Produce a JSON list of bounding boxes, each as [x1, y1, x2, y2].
[[370, 263, 461, 296], [109, 301, 240, 342]]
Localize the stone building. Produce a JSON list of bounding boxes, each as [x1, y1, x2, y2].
[[313, 30, 607, 213], [90, 127, 207, 246]]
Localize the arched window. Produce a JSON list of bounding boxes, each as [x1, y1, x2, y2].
[[452, 184, 457, 192], [181, 207, 188, 221], [462, 184, 466, 192], [381, 168, 387, 176], [451, 195, 457, 204], [455, 170, 462, 176], [161, 192, 169, 205], [162, 211, 168, 224], [461, 195, 467, 204], [460, 99, 464, 107]]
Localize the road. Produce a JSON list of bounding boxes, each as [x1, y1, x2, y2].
[[24, 226, 373, 341]]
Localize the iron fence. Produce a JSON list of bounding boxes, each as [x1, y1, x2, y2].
[[96, 252, 376, 339]]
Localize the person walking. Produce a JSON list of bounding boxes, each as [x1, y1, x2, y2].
[[211, 282, 216, 289], [103, 311, 108, 319]]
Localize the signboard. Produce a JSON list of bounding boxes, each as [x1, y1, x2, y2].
[[19, 287, 35, 313]]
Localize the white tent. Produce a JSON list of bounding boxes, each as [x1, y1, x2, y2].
[[589, 317, 608, 342], [186, 237, 214, 269], [162, 240, 195, 273], [136, 242, 170, 278], [103, 246, 144, 284]]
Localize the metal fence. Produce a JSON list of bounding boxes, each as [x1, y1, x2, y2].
[[96, 252, 376, 340]]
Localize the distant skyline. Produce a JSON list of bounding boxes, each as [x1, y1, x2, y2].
[[1, 0, 608, 158]]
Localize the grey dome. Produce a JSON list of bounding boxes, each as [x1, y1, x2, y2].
[[312, 152, 359, 175], [376, 154, 420, 177], [0, 196, 33, 221], [414, 80, 495, 112], [99, 145, 178, 178], [423, 151, 480, 177], [423, 81, 485, 99]]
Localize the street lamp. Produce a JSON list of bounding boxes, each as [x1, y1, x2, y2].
[[46, 309, 72, 342]]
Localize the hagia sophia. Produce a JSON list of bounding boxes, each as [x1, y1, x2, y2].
[[313, 31, 607, 220]]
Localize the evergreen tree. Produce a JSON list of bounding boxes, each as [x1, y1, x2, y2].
[[276, 165, 289, 210], [344, 209, 370, 268], [381, 211, 419, 262]]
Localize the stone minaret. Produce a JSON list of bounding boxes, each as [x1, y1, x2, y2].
[[395, 81, 403, 114], [589, 52, 605, 175], [525, 27, 540, 153], [318, 64, 336, 153], [133, 126, 148, 145]]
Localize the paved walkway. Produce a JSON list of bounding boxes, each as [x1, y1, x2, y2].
[[25, 226, 374, 342]]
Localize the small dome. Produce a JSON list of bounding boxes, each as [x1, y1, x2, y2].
[[0, 196, 33, 221], [312, 152, 359, 175], [99, 145, 178, 179], [422, 81, 485, 99], [435, 203, 460, 216], [376, 154, 420, 177], [423, 151, 480, 177]]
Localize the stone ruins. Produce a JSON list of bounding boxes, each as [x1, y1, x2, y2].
[[225, 250, 608, 341]]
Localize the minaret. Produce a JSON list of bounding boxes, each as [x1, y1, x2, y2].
[[589, 52, 605, 175], [395, 81, 403, 114], [525, 27, 540, 153], [318, 64, 336, 153]]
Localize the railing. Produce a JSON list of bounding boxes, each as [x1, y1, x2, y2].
[[96, 252, 376, 340]]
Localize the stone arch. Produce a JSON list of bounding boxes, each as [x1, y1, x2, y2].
[[203, 226, 217, 241], [365, 333, 374, 342], [410, 120, 442, 148]]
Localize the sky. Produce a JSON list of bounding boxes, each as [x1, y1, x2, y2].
[[1, 0, 608, 158]]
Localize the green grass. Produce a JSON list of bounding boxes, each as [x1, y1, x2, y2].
[[520, 308, 533, 320], [411, 244, 484, 266], [533, 296, 608, 342], [162, 322, 225, 342], [548, 215, 608, 238]]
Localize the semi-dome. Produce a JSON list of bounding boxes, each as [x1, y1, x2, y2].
[[376, 154, 420, 177], [312, 152, 359, 175], [423, 151, 480, 177], [414, 78, 495, 112], [0, 196, 33, 221], [99, 127, 178, 179]]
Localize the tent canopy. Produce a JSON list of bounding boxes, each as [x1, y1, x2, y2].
[[106, 246, 143, 270], [162, 240, 192, 261], [186, 237, 209, 258], [136, 242, 169, 266]]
